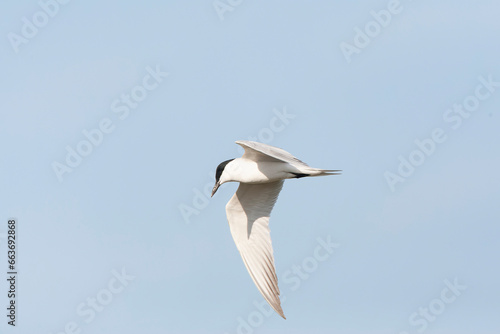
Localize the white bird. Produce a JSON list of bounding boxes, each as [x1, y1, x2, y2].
[[211, 140, 340, 319]]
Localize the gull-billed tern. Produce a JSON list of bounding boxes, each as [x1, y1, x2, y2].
[[211, 140, 340, 319]]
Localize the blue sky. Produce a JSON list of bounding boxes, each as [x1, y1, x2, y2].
[[1, 1, 499, 333]]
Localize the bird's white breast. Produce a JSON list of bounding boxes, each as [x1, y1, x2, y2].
[[227, 158, 292, 184]]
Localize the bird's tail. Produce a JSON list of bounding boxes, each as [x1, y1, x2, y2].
[[310, 169, 342, 176], [291, 168, 341, 178]]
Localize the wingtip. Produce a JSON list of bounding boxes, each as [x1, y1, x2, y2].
[[234, 140, 246, 147], [273, 303, 286, 319], [274, 306, 286, 319], [235, 139, 252, 146]]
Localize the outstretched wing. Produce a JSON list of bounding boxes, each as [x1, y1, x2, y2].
[[236, 140, 310, 168], [225, 180, 286, 319]]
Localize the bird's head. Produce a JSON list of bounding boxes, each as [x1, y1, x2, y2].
[[211, 158, 235, 197]]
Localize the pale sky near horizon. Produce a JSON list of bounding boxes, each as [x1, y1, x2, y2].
[[1, 1, 499, 333]]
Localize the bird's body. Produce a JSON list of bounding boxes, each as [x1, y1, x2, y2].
[[211, 140, 340, 319], [220, 158, 303, 184]]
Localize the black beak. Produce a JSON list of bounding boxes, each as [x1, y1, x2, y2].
[[211, 182, 220, 197]]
